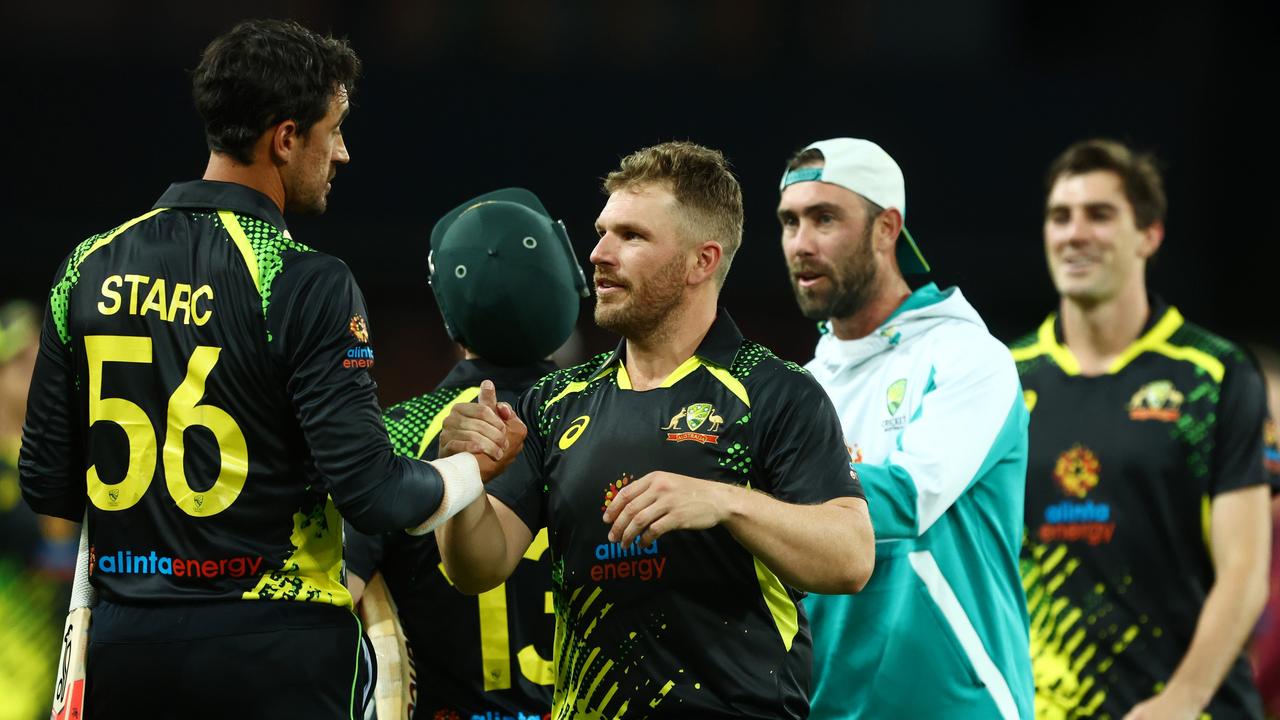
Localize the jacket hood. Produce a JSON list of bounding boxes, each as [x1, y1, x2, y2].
[[811, 283, 987, 371]]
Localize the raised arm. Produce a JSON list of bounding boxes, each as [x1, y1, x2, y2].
[[434, 381, 535, 594]]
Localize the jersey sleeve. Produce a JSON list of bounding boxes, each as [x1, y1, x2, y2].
[[855, 330, 1028, 540], [267, 253, 445, 534], [752, 362, 864, 505], [1210, 356, 1268, 496], [485, 384, 548, 534], [19, 259, 85, 522]]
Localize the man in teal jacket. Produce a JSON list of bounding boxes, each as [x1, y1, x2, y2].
[[778, 137, 1034, 719]]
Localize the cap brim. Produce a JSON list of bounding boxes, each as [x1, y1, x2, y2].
[[897, 226, 930, 274], [430, 187, 551, 252]]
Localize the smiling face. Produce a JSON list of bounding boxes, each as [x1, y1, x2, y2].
[[282, 87, 351, 215], [778, 179, 882, 322], [1044, 170, 1161, 307], [590, 183, 692, 340]]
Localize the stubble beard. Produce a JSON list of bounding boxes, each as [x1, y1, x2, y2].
[[594, 252, 687, 342]]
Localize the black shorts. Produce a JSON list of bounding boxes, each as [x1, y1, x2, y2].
[[86, 598, 373, 719]]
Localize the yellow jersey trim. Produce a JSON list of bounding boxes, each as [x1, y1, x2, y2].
[[753, 559, 797, 651], [418, 386, 481, 459], [702, 363, 751, 408], [78, 208, 169, 271], [1013, 308, 1224, 382], [242, 497, 352, 608], [219, 211, 262, 295], [657, 356, 703, 388], [544, 367, 616, 412]]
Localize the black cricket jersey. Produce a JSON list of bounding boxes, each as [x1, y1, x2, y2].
[[1012, 300, 1268, 719], [487, 310, 864, 720], [20, 180, 444, 607], [346, 358, 557, 719]]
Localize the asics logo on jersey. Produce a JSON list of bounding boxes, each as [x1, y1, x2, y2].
[[559, 415, 591, 450]]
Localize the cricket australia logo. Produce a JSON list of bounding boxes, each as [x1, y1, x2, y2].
[[882, 378, 908, 431], [1128, 380, 1183, 422], [663, 402, 724, 444]]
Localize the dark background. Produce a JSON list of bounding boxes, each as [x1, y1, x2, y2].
[[4, 1, 1275, 403]]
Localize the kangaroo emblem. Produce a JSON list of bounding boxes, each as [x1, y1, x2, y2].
[[662, 407, 688, 430]]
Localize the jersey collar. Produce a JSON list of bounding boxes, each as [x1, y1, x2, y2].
[[590, 307, 744, 383], [154, 180, 289, 232], [1041, 295, 1181, 376], [437, 358, 558, 392]]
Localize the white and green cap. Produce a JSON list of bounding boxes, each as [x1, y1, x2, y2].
[[779, 137, 930, 274]]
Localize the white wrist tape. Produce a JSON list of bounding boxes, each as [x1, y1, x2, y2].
[[406, 452, 484, 536]]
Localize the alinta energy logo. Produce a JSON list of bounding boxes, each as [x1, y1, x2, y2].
[[594, 473, 668, 583], [430, 709, 549, 720], [89, 547, 266, 579], [1128, 380, 1183, 422], [1038, 444, 1115, 545], [661, 402, 724, 444]]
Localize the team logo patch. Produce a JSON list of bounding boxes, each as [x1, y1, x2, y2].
[[886, 378, 907, 415], [846, 444, 862, 482], [1128, 380, 1183, 422], [1265, 418, 1280, 475], [348, 314, 370, 343], [601, 473, 635, 512], [662, 402, 724, 444], [1053, 444, 1100, 498]]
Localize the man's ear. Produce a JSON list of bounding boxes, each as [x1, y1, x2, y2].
[[875, 208, 904, 255], [689, 240, 723, 286], [1139, 220, 1165, 259], [269, 119, 301, 165]]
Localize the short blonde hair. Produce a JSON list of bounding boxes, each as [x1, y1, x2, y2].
[[604, 141, 744, 285]]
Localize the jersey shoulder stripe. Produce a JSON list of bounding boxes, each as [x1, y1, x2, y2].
[[50, 208, 169, 344], [529, 351, 614, 437], [216, 212, 314, 325]]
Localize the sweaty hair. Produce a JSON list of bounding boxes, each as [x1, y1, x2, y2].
[[1045, 139, 1166, 230], [192, 19, 361, 165], [604, 141, 744, 285]]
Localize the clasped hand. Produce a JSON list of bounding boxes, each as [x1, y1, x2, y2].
[[439, 380, 527, 482]]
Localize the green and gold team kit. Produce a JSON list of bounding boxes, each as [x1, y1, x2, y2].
[[487, 311, 864, 719], [346, 358, 557, 719], [1013, 299, 1268, 718], [20, 180, 445, 607]]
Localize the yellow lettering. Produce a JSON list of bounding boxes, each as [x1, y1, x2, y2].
[[98, 275, 123, 315], [191, 286, 214, 326], [140, 278, 168, 319], [168, 283, 192, 324], [123, 274, 149, 314]]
